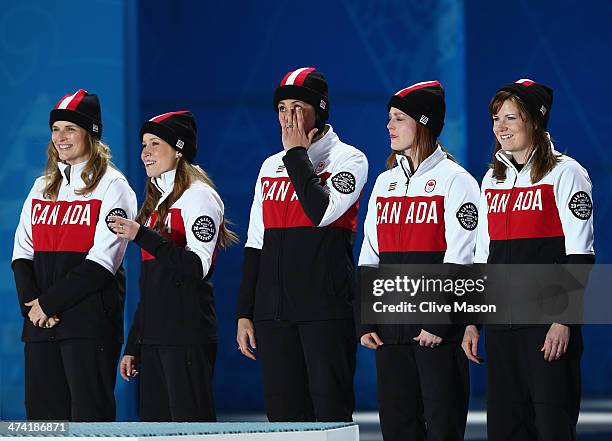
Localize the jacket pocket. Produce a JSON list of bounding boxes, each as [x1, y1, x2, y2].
[[325, 242, 352, 298]]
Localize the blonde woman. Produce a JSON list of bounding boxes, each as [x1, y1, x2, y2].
[[12, 89, 137, 421], [111, 110, 237, 422]]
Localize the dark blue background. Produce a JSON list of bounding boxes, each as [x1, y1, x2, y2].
[[1, 0, 610, 420]]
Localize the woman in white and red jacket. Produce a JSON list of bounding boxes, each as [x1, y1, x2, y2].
[[462, 79, 595, 441], [110, 111, 237, 422], [12, 89, 137, 421], [359, 81, 479, 441]]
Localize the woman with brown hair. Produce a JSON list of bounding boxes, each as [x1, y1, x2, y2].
[[464, 79, 595, 441], [358, 81, 479, 441], [110, 110, 237, 422], [235, 67, 368, 422], [12, 89, 137, 421]]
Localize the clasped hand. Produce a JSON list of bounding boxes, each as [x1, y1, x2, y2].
[[24, 298, 60, 328]]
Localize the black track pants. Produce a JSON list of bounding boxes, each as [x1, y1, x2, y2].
[[486, 326, 582, 441], [25, 339, 120, 421], [375, 342, 469, 441], [255, 319, 356, 422], [139, 344, 217, 422]]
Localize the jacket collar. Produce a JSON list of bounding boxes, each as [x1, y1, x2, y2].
[[494, 132, 561, 176], [303, 124, 337, 164], [395, 145, 446, 179], [57, 160, 88, 187], [152, 168, 176, 207]]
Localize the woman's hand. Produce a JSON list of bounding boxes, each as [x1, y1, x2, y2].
[[108, 216, 140, 241], [413, 328, 443, 348], [360, 332, 383, 350], [542, 323, 570, 362], [24, 298, 48, 327], [462, 325, 481, 364], [45, 316, 61, 329], [281, 107, 318, 152], [120, 355, 139, 381], [236, 318, 257, 360]]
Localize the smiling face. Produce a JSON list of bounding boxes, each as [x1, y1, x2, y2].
[[387, 107, 418, 153], [277, 99, 316, 133], [51, 121, 90, 165], [141, 133, 180, 177], [492, 98, 533, 163]]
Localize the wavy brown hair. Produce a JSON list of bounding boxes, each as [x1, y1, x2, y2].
[[386, 122, 456, 170], [43, 133, 111, 200], [136, 159, 238, 249], [489, 91, 559, 183]]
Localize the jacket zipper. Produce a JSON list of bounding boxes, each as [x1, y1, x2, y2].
[[505, 172, 518, 327], [505, 177, 517, 262], [275, 183, 290, 320], [49, 176, 71, 337], [139, 214, 155, 343], [398, 175, 410, 261], [47, 187, 63, 339], [398, 167, 410, 343]]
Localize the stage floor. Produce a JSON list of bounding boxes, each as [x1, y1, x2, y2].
[[2, 401, 611, 440], [221, 399, 612, 441]]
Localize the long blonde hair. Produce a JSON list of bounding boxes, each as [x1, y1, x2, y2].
[[386, 123, 456, 170], [136, 159, 238, 249], [43, 133, 111, 200]]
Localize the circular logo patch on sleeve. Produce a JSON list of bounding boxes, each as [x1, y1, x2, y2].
[[105, 208, 127, 232], [568, 191, 592, 220], [456, 202, 478, 231], [331, 171, 356, 194], [192, 215, 216, 242]]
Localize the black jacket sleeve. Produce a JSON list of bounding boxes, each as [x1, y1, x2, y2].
[[236, 247, 261, 320], [566, 254, 595, 265], [282, 147, 330, 225], [133, 225, 204, 280], [38, 259, 115, 317], [124, 301, 142, 357], [12, 258, 41, 318], [559, 254, 595, 326], [354, 268, 378, 338]]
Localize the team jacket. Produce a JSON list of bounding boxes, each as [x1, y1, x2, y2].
[[358, 147, 480, 342], [12, 161, 137, 342], [236, 125, 368, 321], [124, 170, 223, 356], [475, 144, 595, 265]]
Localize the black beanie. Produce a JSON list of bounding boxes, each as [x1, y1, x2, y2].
[[49, 89, 102, 138], [497, 79, 553, 129], [388, 80, 445, 138], [273, 67, 329, 126], [140, 111, 197, 163]]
